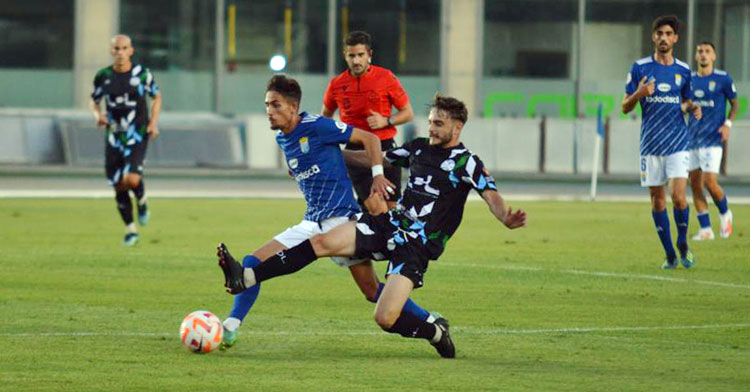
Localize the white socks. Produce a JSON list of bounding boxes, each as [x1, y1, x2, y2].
[[223, 317, 241, 331]]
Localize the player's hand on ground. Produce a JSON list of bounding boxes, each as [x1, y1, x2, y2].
[[366, 110, 388, 130], [501, 206, 527, 229], [371, 174, 396, 200], [637, 76, 655, 98], [364, 192, 388, 216], [147, 122, 160, 140], [718, 124, 730, 142]]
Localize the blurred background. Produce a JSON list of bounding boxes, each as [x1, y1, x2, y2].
[[1, 0, 749, 179]]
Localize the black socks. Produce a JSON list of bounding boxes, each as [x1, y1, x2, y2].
[[253, 240, 319, 283]]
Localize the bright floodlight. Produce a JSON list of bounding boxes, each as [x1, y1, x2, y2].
[[269, 55, 287, 72]]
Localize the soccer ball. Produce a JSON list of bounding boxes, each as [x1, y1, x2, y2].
[[180, 310, 223, 353]]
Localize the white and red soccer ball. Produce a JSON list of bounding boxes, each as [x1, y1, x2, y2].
[[180, 310, 223, 353]]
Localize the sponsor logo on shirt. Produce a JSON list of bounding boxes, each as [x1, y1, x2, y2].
[[694, 100, 715, 107], [694, 89, 705, 98], [289, 158, 298, 169], [657, 83, 671, 93], [645, 95, 680, 104], [294, 164, 320, 182]]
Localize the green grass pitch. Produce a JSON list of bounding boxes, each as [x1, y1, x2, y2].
[[1, 198, 749, 391]]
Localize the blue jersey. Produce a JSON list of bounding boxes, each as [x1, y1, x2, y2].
[[276, 112, 360, 222], [626, 55, 692, 156], [688, 69, 737, 148]]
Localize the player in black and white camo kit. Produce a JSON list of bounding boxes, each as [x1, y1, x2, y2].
[[217, 94, 526, 358], [89, 34, 162, 246]]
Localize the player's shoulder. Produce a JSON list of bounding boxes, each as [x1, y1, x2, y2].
[[301, 112, 322, 124], [131, 63, 154, 76], [95, 66, 114, 79], [713, 69, 729, 77], [674, 58, 690, 71], [329, 70, 351, 86], [634, 56, 653, 66]]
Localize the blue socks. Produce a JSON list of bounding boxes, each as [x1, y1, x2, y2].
[[228, 257, 431, 325], [715, 196, 729, 215], [369, 282, 431, 322], [228, 255, 262, 321], [673, 206, 689, 257], [696, 210, 711, 229], [652, 209, 676, 261]]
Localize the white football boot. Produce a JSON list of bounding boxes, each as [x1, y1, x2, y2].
[[691, 228, 715, 241], [719, 210, 733, 238]]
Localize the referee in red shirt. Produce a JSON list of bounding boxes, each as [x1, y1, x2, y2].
[[322, 31, 414, 210]]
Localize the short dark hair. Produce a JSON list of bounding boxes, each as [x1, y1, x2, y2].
[[344, 30, 372, 51], [697, 41, 716, 51], [431, 94, 468, 124], [652, 15, 680, 34], [266, 74, 301, 106]]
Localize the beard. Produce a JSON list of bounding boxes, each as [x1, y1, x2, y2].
[[429, 134, 452, 147], [657, 42, 671, 53]]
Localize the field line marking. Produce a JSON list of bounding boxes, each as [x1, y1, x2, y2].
[[2, 323, 750, 338], [439, 262, 750, 290]]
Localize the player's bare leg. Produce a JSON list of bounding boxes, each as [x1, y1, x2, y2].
[[348, 261, 380, 301], [704, 172, 732, 238], [123, 173, 149, 226], [690, 170, 714, 240]]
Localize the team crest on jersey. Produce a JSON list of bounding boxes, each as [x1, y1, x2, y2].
[[694, 89, 705, 98], [299, 137, 310, 154], [289, 158, 298, 169], [440, 159, 456, 171], [709, 81, 716, 92], [674, 74, 682, 87]]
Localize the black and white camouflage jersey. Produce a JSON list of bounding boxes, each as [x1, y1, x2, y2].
[[91, 64, 159, 151], [385, 137, 497, 258]]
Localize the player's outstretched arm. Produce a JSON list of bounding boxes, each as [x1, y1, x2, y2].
[[481, 190, 526, 229], [348, 128, 395, 197]]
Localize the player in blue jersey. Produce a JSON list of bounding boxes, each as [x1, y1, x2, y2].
[[217, 75, 438, 348], [688, 42, 738, 240], [622, 15, 702, 270]]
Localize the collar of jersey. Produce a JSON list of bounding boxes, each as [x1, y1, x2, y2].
[[282, 112, 309, 138], [347, 65, 374, 81]]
